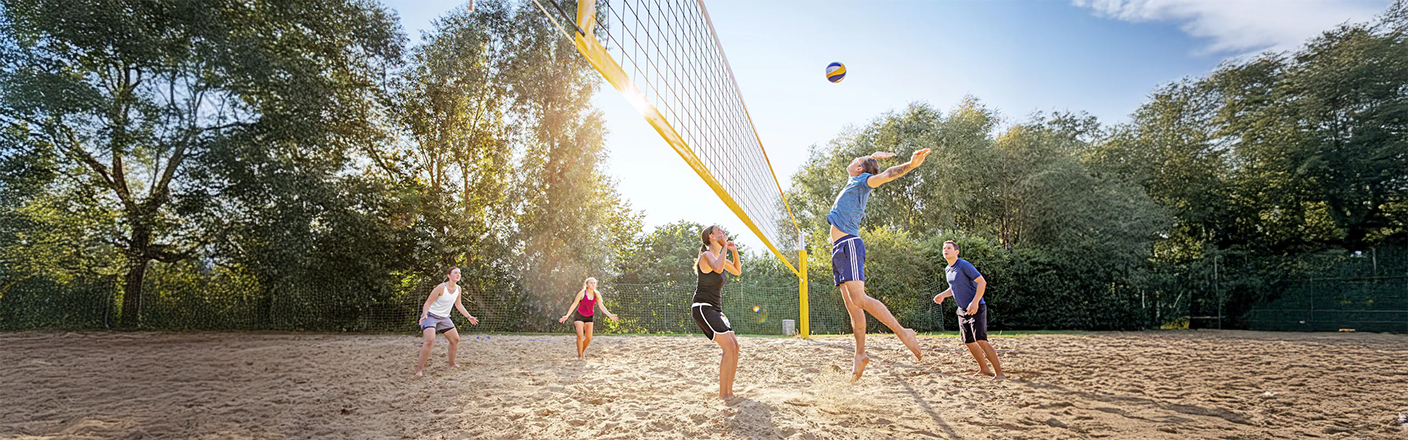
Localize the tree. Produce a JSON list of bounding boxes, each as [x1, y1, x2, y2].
[[396, 0, 517, 276], [1280, 13, 1408, 248], [0, 0, 404, 325], [785, 98, 1169, 330], [786, 99, 1002, 245], [1093, 1, 1408, 255], [615, 221, 708, 286], [504, 1, 641, 320]]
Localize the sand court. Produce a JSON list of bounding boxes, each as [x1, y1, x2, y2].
[[2, 330, 1406, 439]]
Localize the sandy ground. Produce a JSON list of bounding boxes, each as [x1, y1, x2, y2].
[[2, 330, 1406, 439]]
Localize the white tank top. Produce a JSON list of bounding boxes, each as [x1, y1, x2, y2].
[[428, 284, 459, 317]]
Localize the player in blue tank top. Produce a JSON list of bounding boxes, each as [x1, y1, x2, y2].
[[826, 148, 931, 382]]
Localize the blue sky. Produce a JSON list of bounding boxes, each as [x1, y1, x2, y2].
[[384, 0, 1389, 251]]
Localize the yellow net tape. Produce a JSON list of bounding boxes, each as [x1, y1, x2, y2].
[[561, 0, 804, 275]]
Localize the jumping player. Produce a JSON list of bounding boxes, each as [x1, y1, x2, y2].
[[828, 149, 930, 381]]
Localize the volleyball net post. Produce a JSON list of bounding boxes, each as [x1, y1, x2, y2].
[[534, 0, 810, 337], [799, 248, 809, 338]]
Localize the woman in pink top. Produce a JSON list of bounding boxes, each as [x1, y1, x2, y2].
[[558, 277, 618, 360]]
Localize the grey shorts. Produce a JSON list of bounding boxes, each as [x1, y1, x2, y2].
[[420, 313, 456, 333]]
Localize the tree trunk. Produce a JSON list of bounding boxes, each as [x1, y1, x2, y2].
[[119, 258, 150, 328], [118, 226, 152, 328]]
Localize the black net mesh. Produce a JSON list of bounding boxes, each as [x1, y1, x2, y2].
[[572, 0, 803, 270]]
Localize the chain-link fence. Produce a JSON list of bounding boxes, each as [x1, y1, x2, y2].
[[0, 267, 954, 335], [0, 265, 834, 335], [1218, 246, 1407, 332], [0, 275, 116, 330], [12, 248, 1400, 334], [1246, 275, 1408, 333], [0, 269, 516, 333]]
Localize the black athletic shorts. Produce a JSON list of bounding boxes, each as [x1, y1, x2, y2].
[[572, 311, 594, 323], [957, 303, 988, 344], [691, 303, 733, 341]]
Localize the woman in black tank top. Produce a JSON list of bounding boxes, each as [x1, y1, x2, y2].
[[692, 225, 742, 400], [693, 262, 726, 308]]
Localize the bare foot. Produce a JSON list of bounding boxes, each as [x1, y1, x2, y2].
[[449, 363, 461, 368], [414, 370, 423, 377], [974, 370, 994, 377], [992, 374, 1007, 381], [900, 328, 922, 361], [851, 354, 871, 382]]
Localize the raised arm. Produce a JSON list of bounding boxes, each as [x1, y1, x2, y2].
[[559, 291, 584, 323], [722, 242, 742, 276], [698, 247, 727, 273], [454, 292, 479, 325], [866, 148, 931, 188]]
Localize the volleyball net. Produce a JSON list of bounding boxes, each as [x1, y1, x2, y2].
[[537, 0, 804, 275]]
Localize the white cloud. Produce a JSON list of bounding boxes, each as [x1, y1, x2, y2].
[[1074, 0, 1391, 55]]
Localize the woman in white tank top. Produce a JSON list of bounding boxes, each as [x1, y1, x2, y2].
[[415, 267, 480, 377]]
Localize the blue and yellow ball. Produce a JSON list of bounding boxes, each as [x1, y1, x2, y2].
[[826, 62, 846, 83]]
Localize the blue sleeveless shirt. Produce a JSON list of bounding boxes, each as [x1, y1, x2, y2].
[[826, 173, 874, 236]]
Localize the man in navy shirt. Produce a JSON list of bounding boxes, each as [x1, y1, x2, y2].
[[933, 240, 1005, 381]]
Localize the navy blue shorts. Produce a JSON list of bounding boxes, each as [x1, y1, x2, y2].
[[831, 235, 866, 286]]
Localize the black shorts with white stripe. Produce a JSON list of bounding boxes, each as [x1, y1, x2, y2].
[[691, 303, 733, 340]]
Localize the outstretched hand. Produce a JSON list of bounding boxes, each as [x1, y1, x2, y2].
[[607, 313, 619, 321], [468, 316, 480, 325], [911, 148, 932, 166], [558, 315, 568, 323]]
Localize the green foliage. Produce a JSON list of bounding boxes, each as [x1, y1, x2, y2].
[[0, 0, 407, 326], [615, 221, 708, 286], [1076, 4, 1408, 329], [5, 0, 1407, 334], [0, 0, 641, 332], [854, 227, 933, 329], [779, 96, 1169, 330], [1093, 5, 1408, 255], [394, 0, 517, 273]]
